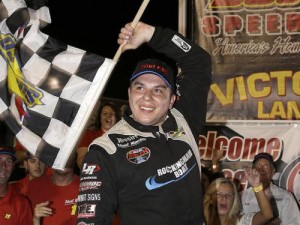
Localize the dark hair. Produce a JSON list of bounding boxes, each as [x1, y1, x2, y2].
[[95, 102, 119, 129]]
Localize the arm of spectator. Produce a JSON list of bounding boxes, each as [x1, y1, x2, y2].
[[245, 168, 273, 225], [33, 201, 52, 225], [211, 148, 223, 174]]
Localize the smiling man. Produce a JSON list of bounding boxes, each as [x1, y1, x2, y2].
[[76, 21, 212, 225], [0, 146, 33, 225]]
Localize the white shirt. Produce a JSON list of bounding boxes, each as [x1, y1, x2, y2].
[[241, 183, 300, 225], [238, 213, 255, 225]]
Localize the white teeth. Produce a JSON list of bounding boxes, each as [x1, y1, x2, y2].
[[141, 106, 154, 111]]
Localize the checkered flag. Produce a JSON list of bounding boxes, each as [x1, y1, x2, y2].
[[0, 0, 116, 169]]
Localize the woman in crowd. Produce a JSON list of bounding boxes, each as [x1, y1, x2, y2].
[[204, 168, 273, 225], [77, 101, 119, 167]]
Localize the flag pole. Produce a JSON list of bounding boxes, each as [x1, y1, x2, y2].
[[113, 0, 150, 62]]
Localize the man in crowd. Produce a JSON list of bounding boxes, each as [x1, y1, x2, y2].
[[27, 155, 79, 225], [241, 152, 300, 225], [0, 146, 32, 225], [12, 151, 47, 194]]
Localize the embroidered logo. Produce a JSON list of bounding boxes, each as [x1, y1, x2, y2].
[[168, 127, 186, 138], [172, 35, 191, 52], [82, 163, 100, 175], [127, 147, 150, 164]]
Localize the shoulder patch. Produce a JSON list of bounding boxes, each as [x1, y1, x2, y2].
[[172, 35, 191, 52]]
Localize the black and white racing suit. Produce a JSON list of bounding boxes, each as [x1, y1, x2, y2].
[[76, 26, 212, 225]]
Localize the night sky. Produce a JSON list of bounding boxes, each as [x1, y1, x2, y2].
[[43, 0, 179, 100]]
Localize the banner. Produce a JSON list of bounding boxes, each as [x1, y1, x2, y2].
[[192, 0, 300, 121], [0, 0, 115, 169], [199, 122, 300, 205], [185, 0, 300, 207]]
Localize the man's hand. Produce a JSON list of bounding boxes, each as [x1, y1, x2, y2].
[[33, 201, 52, 225], [267, 217, 281, 225], [244, 167, 261, 187], [117, 22, 155, 52]]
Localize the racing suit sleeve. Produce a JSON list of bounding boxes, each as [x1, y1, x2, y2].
[[76, 144, 119, 225], [148, 27, 212, 141]]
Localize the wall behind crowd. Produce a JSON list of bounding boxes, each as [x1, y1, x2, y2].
[[180, 0, 300, 206]]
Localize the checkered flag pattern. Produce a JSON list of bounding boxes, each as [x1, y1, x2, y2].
[[0, 0, 116, 169]]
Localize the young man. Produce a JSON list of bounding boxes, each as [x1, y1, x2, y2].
[[0, 146, 33, 225], [241, 152, 300, 225], [76, 22, 212, 225], [27, 159, 79, 225], [12, 151, 47, 195]]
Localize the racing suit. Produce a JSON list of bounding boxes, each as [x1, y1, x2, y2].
[[76, 26, 212, 225]]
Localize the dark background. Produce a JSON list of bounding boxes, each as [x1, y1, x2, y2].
[[43, 0, 179, 101]]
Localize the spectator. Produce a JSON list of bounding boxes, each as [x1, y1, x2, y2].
[[11, 151, 47, 194], [77, 101, 119, 168], [241, 152, 300, 225], [27, 156, 79, 225], [0, 146, 33, 225], [76, 21, 211, 225], [201, 166, 212, 194], [201, 166, 223, 193], [201, 148, 224, 194], [204, 169, 273, 225], [119, 103, 129, 118]]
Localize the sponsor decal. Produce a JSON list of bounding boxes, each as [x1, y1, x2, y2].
[[77, 222, 87, 225], [78, 193, 101, 202], [145, 150, 196, 190], [127, 147, 150, 164], [146, 164, 196, 190], [79, 181, 102, 191], [116, 135, 146, 148], [77, 203, 96, 218], [77, 222, 95, 225], [168, 127, 186, 138], [80, 176, 97, 181], [82, 163, 100, 175], [172, 35, 191, 52], [65, 198, 77, 205]]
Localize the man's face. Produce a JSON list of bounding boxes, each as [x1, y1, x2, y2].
[[253, 158, 275, 189], [128, 74, 176, 126], [0, 154, 15, 185], [24, 157, 46, 180]]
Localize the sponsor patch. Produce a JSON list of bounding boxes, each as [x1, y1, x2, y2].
[[127, 147, 150, 164], [65, 198, 77, 205], [82, 163, 100, 175], [77, 222, 87, 225], [77, 222, 95, 225], [77, 203, 96, 218], [145, 150, 196, 190], [78, 193, 101, 202], [168, 127, 186, 139], [172, 35, 191, 52], [79, 181, 102, 191]]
